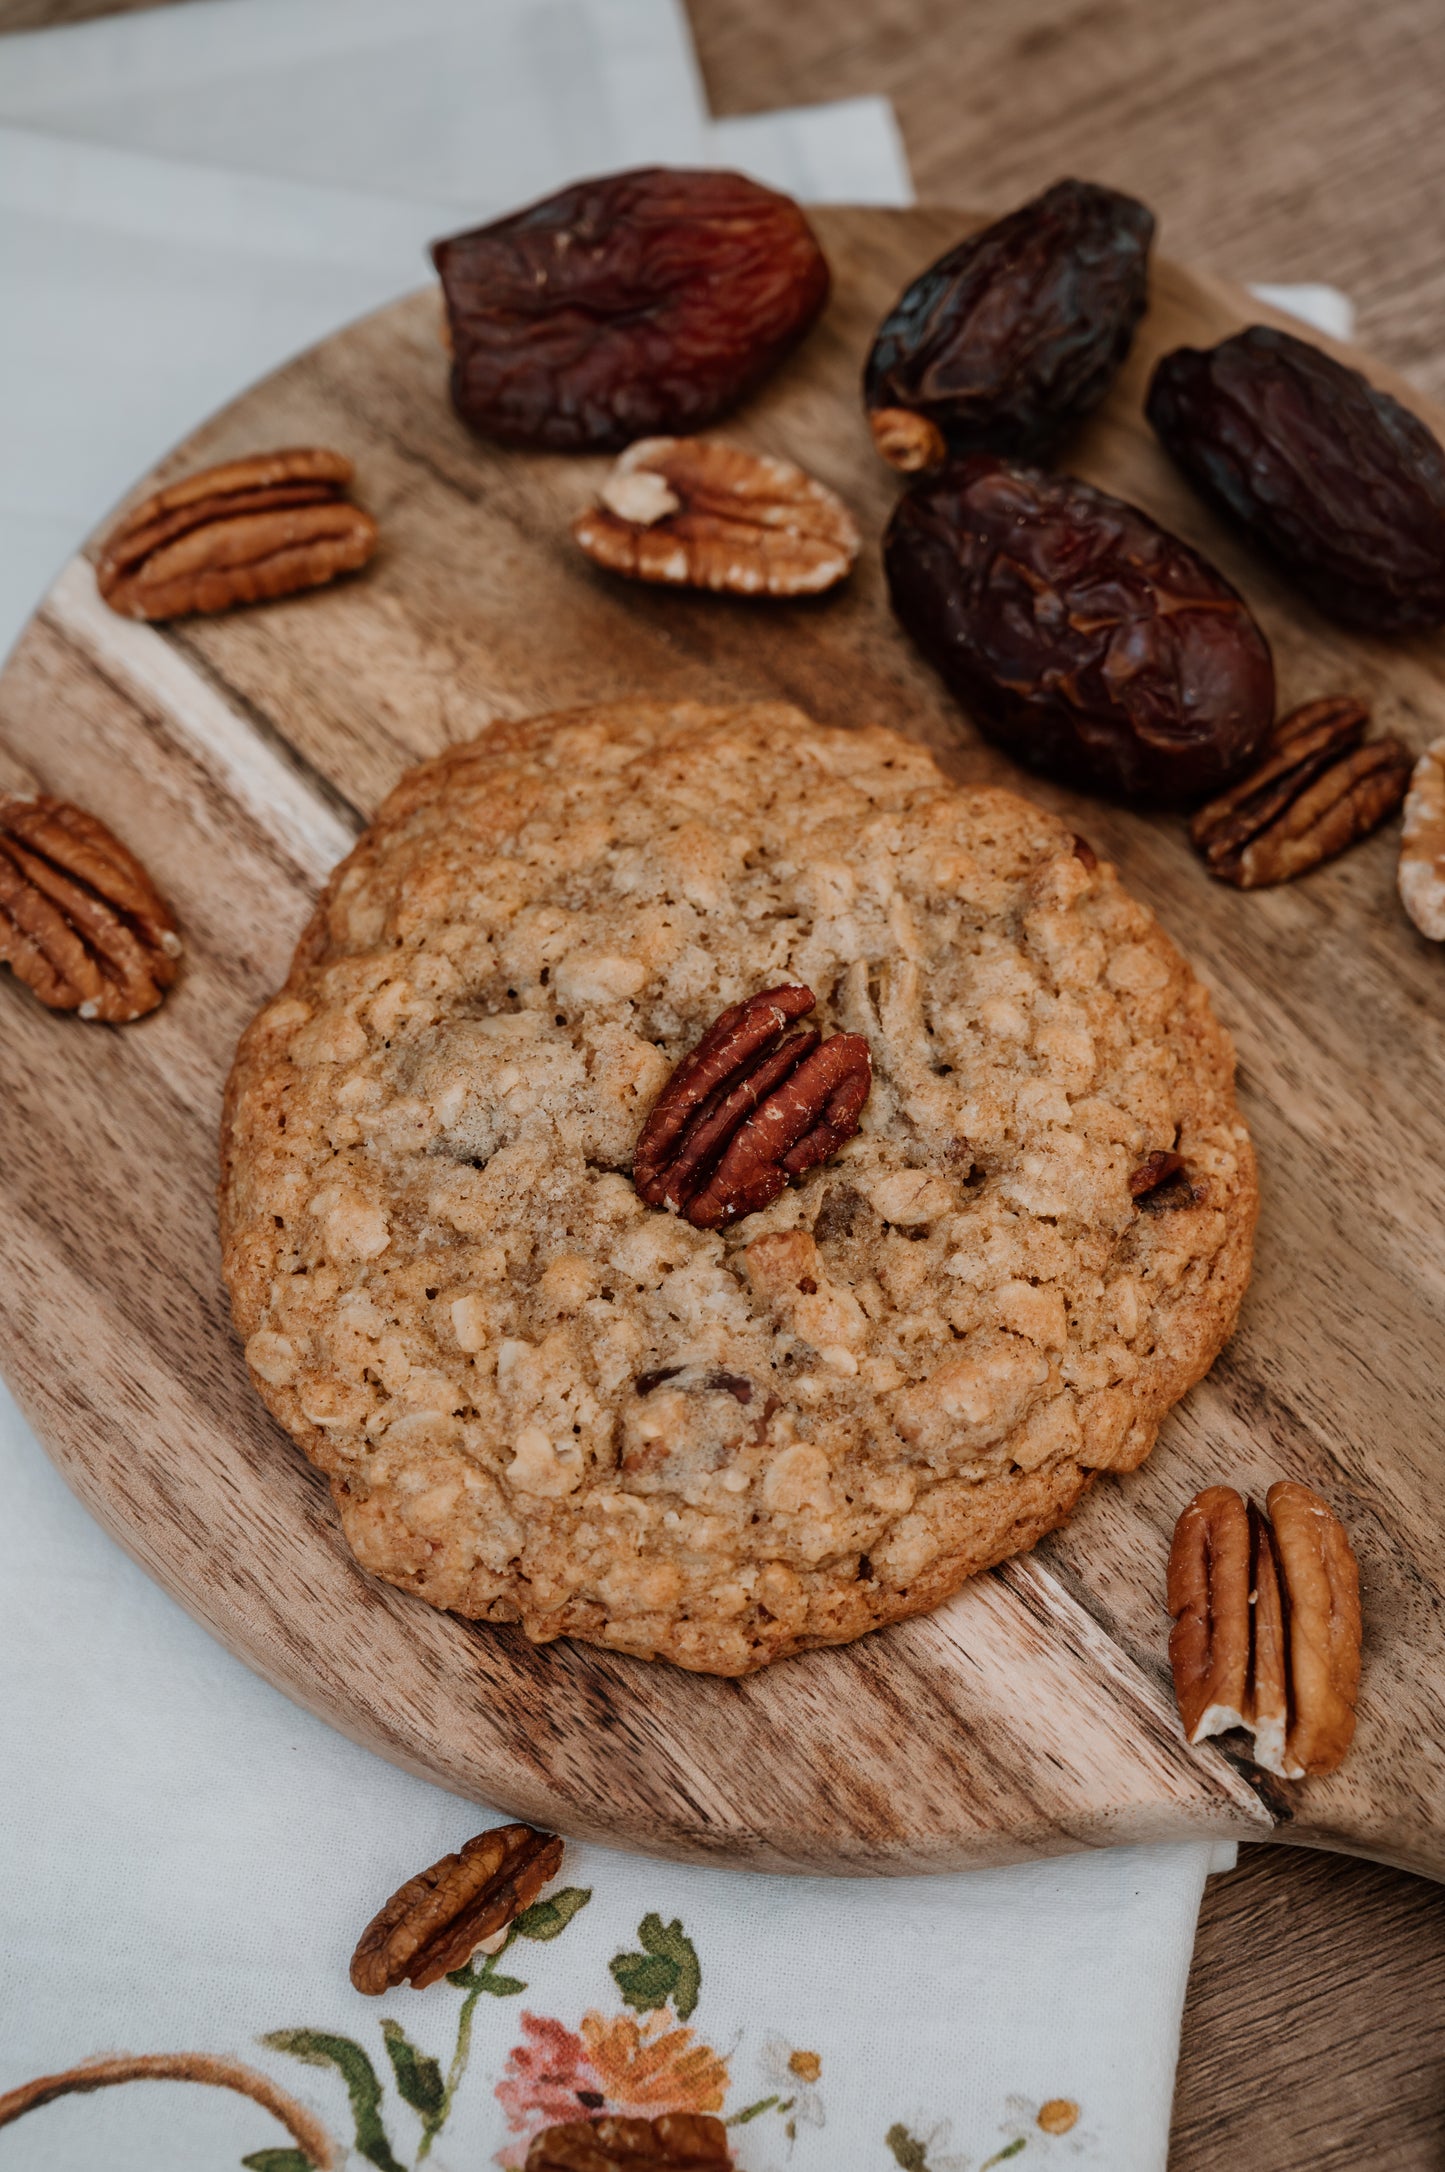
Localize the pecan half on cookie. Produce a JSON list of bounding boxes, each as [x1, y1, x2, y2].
[[96, 448, 377, 620], [633, 984, 871, 1229], [351, 1822, 563, 1993], [574, 438, 859, 597], [0, 792, 181, 1021]]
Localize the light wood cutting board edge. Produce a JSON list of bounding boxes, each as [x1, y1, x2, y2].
[[1, 205, 1442, 1877]]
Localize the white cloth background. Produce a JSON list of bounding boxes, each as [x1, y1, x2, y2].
[[0, 5, 1346, 2165]]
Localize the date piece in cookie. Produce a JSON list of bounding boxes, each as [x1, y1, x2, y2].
[[220, 701, 1257, 1675]]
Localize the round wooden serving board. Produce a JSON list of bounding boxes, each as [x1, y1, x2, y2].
[[3, 207, 1443, 1878]]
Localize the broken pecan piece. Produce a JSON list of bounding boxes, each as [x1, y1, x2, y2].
[[96, 447, 377, 620], [1268, 1479, 1362, 1778], [573, 438, 859, 597], [1398, 733, 1445, 938], [0, 792, 181, 1022], [350, 1822, 562, 1994], [1130, 1149, 1184, 1199], [1167, 1485, 1251, 1744], [867, 406, 947, 474], [633, 984, 871, 1231], [526, 2115, 732, 2171], [1190, 696, 1411, 887]]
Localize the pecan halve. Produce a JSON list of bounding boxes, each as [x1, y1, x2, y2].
[[350, 1822, 562, 1994], [526, 2115, 733, 2171], [0, 792, 181, 1022], [1167, 1485, 1252, 1743], [573, 438, 859, 597], [1190, 696, 1411, 887], [633, 984, 871, 1231], [96, 448, 377, 621], [1398, 733, 1445, 939], [1267, 1479, 1362, 1778], [1244, 1499, 1292, 1777]]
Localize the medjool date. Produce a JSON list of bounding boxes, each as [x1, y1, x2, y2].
[[884, 456, 1275, 803], [863, 179, 1154, 472], [1147, 325, 1445, 633], [432, 167, 830, 453]]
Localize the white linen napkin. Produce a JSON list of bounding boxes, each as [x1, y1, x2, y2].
[[0, 7, 1275, 2166]]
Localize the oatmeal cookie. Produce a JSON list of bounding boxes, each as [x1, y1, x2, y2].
[[220, 700, 1256, 1674]]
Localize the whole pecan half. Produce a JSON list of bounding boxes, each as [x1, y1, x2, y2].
[[1245, 1500, 1289, 1777], [1167, 1481, 1362, 1779], [633, 985, 871, 1231], [1190, 696, 1411, 887], [350, 1822, 562, 1994], [526, 2115, 732, 2171], [96, 448, 377, 621], [1267, 1478, 1362, 1778], [1167, 1484, 1251, 1745], [1398, 733, 1445, 939], [0, 792, 181, 1022], [573, 438, 859, 598]]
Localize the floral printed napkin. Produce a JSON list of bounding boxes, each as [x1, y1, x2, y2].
[[0, 1382, 1230, 2172]]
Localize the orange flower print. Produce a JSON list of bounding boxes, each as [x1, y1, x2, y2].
[[495, 2012, 609, 2159], [495, 2008, 729, 2165], [580, 2009, 729, 2113]]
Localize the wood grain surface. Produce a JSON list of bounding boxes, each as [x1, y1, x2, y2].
[[0, 208, 1441, 1888], [4, 0, 1445, 2160]]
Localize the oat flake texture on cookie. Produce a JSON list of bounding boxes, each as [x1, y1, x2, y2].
[[220, 701, 1257, 1675]]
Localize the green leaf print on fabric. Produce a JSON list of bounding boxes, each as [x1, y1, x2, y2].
[[885, 2125, 931, 2172], [261, 2030, 405, 2172], [513, 1887, 593, 1942], [609, 1914, 701, 2022], [239, 2154, 316, 2172], [380, 2020, 445, 2120]]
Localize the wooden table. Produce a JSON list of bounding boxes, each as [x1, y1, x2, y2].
[[3, 0, 1444, 2161]]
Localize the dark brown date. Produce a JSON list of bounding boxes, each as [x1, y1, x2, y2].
[[883, 456, 1275, 804], [1147, 325, 1445, 633], [863, 179, 1154, 471], [431, 167, 829, 453]]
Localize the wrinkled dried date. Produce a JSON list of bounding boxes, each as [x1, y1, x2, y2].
[[432, 167, 830, 453], [864, 178, 1154, 470], [883, 455, 1275, 803], [1148, 325, 1445, 632], [634, 985, 871, 1230]]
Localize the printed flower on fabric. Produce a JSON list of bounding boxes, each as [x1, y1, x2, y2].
[[494, 2012, 609, 2147], [883, 2116, 971, 2172], [496, 2008, 729, 2164], [583, 2009, 729, 2111], [990, 2093, 1097, 2161], [757, 2033, 825, 2129]]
